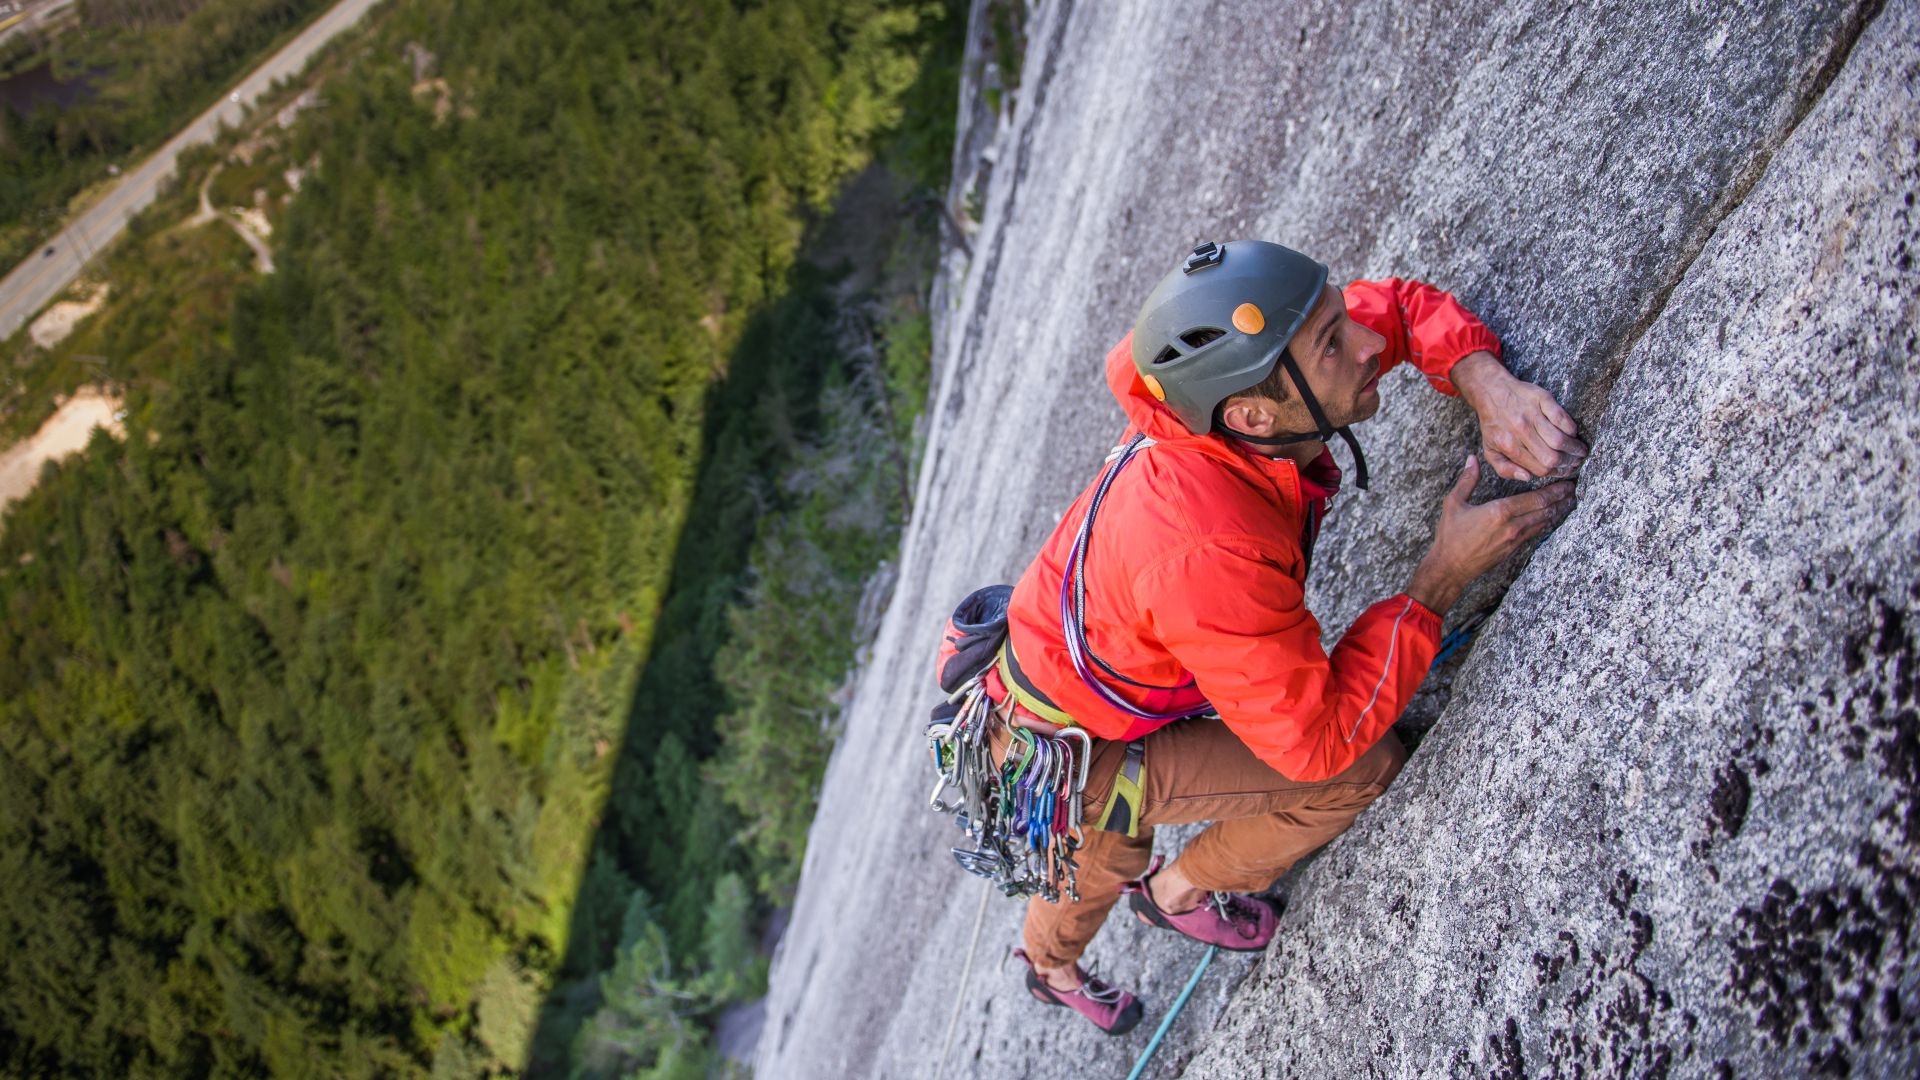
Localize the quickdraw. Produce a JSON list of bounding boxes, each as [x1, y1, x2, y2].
[[928, 668, 1090, 902]]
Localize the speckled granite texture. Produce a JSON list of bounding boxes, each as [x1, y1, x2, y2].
[[756, 1, 1915, 1076]]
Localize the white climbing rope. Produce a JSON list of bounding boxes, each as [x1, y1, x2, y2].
[[932, 880, 993, 1080]]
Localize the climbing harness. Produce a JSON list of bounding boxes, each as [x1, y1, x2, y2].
[[928, 587, 1092, 902], [927, 437, 1217, 876], [1094, 739, 1146, 838]]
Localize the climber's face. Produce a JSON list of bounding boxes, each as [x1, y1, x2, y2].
[[1283, 284, 1390, 428]]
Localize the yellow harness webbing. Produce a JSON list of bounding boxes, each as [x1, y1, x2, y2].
[[1094, 740, 1146, 838], [995, 642, 1077, 728]]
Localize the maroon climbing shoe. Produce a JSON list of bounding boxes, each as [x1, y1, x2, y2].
[[1121, 855, 1279, 952], [1012, 948, 1144, 1036]]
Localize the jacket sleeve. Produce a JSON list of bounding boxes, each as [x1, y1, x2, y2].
[[1343, 278, 1503, 397], [1137, 539, 1442, 782]]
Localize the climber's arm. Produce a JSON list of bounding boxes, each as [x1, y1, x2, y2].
[[1346, 278, 1588, 482]]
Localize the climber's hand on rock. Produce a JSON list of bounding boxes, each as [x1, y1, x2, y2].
[[1407, 455, 1576, 614], [1451, 351, 1588, 482]]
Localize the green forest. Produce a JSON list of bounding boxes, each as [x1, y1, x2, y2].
[[0, 0, 964, 1075]]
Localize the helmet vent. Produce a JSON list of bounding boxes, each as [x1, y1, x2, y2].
[[1151, 345, 1182, 366], [1179, 328, 1226, 349]]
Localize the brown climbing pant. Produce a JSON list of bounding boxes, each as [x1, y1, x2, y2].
[[995, 714, 1408, 971]]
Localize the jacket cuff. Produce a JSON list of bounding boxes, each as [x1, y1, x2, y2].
[[1394, 593, 1445, 640], [1424, 329, 1505, 397]]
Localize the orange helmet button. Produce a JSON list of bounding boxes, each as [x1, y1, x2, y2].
[[1143, 374, 1167, 401], [1232, 302, 1265, 335]]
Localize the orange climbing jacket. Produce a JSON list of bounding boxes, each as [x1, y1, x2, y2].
[[1002, 278, 1502, 783]]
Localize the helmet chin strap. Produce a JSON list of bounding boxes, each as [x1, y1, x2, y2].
[[1219, 351, 1370, 490]]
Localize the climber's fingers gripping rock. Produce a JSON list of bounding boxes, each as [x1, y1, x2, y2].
[[1408, 455, 1576, 614], [1476, 378, 1588, 483], [1451, 350, 1588, 482]]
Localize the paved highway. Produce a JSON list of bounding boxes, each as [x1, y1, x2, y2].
[[0, 1, 77, 50], [0, 0, 383, 339]]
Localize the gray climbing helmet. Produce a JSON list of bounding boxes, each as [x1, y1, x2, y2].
[[1130, 240, 1328, 434], [1131, 239, 1370, 488]]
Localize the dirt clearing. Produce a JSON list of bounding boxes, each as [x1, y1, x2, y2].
[[28, 282, 109, 349], [0, 387, 123, 516]]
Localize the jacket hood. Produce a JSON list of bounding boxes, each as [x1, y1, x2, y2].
[[1107, 332, 1234, 453]]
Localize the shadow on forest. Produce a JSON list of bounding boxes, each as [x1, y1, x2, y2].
[[520, 6, 963, 1063], [523, 235, 859, 1070]]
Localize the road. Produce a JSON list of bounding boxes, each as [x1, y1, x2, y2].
[[0, 0, 383, 339], [0, 0, 75, 49]]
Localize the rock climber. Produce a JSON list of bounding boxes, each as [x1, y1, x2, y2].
[[995, 240, 1587, 1033]]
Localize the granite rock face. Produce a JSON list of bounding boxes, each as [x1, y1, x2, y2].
[[1188, 3, 1920, 1075], [756, 1, 1916, 1076]]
